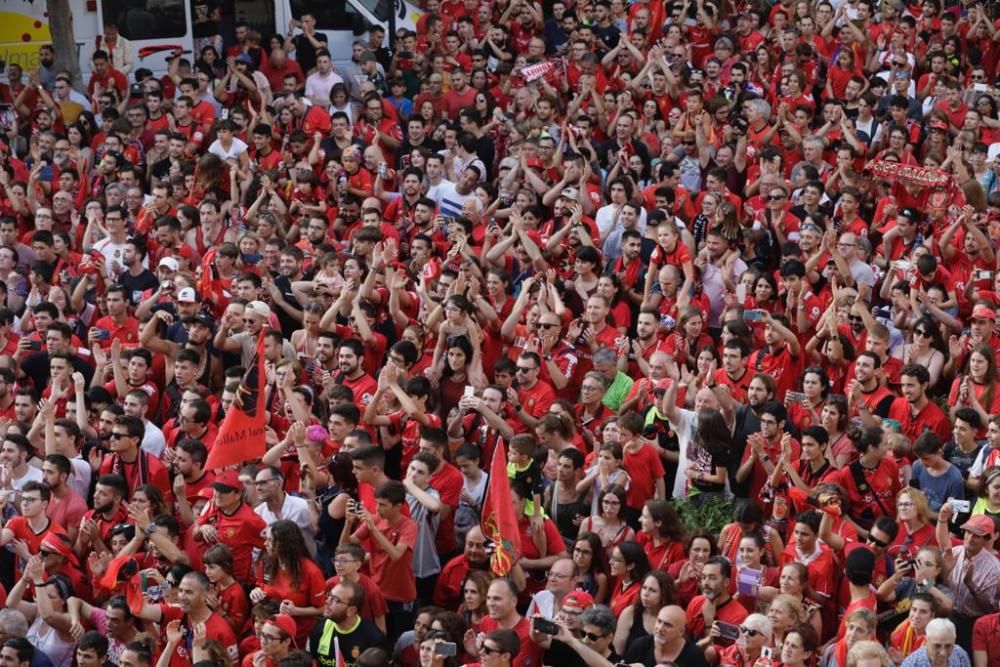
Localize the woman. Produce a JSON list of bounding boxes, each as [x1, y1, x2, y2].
[[905, 316, 946, 388], [837, 426, 900, 535], [250, 520, 326, 646], [636, 499, 685, 571], [7, 557, 75, 667], [711, 613, 773, 667], [133, 484, 172, 520], [318, 452, 358, 571], [780, 623, 819, 667], [718, 500, 784, 567], [666, 529, 718, 606], [679, 407, 732, 503], [596, 274, 632, 334], [875, 546, 954, 618], [613, 570, 675, 656], [948, 343, 1000, 427], [578, 484, 635, 558], [892, 488, 936, 550], [573, 532, 609, 603], [732, 532, 780, 614], [429, 334, 480, 419], [237, 614, 296, 667], [419, 630, 457, 667], [458, 570, 493, 632], [818, 395, 854, 469], [608, 541, 650, 617], [786, 367, 830, 432], [666, 306, 715, 373], [972, 466, 1000, 518], [766, 594, 807, 654], [765, 563, 823, 639], [567, 246, 602, 311]]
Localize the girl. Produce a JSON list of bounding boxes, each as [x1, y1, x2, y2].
[[577, 445, 631, 516], [971, 466, 1000, 519], [948, 343, 1000, 428], [577, 484, 635, 558], [573, 532, 610, 603], [820, 396, 854, 468]]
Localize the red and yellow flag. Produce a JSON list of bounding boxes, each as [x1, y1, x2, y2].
[[205, 331, 267, 470], [481, 441, 521, 576]]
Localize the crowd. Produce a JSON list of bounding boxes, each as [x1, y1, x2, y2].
[[2, 1, 1000, 667]]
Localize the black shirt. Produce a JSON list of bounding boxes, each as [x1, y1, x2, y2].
[[20, 352, 93, 398], [119, 269, 159, 305], [623, 635, 708, 667], [291, 32, 329, 75], [310, 618, 389, 667]]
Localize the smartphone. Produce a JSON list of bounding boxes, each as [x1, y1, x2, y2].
[[146, 584, 164, 602], [533, 617, 560, 635], [243, 253, 262, 265], [762, 647, 773, 660], [28, 340, 41, 351], [464, 385, 475, 398], [785, 391, 808, 405], [140, 571, 149, 591], [973, 269, 994, 281], [435, 643, 457, 657], [736, 283, 747, 304], [951, 498, 971, 514], [94, 329, 110, 341], [744, 309, 764, 322], [716, 621, 741, 642]]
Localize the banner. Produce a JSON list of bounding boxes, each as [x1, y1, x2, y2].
[[205, 331, 267, 470], [480, 441, 521, 576], [521, 60, 558, 83], [863, 159, 953, 189]]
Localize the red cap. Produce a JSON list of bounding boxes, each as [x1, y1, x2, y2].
[[929, 119, 948, 132], [961, 514, 996, 536], [211, 469, 242, 492], [265, 614, 298, 645], [524, 158, 545, 170], [562, 591, 595, 609], [972, 305, 997, 321], [652, 378, 672, 393]]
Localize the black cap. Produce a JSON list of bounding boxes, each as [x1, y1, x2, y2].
[[899, 207, 919, 221], [184, 313, 215, 330]]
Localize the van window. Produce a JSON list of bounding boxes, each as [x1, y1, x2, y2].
[[102, 0, 187, 40], [289, 0, 355, 31], [350, 0, 395, 23]]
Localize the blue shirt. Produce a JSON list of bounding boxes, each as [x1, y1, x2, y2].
[[911, 460, 965, 512]]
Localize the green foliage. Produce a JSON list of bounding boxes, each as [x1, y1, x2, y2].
[[673, 494, 733, 536]]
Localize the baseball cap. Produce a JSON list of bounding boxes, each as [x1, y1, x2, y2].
[[972, 304, 997, 321], [211, 469, 242, 492], [158, 257, 179, 272], [960, 514, 996, 536], [498, 157, 518, 171], [929, 119, 949, 132], [562, 591, 595, 609], [176, 287, 198, 303], [898, 208, 919, 221], [184, 313, 215, 330], [265, 614, 298, 644], [359, 51, 376, 64], [652, 378, 672, 394], [236, 53, 253, 64], [246, 300, 271, 319], [560, 187, 579, 200]]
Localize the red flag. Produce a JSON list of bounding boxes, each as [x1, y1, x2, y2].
[[480, 441, 521, 576], [204, 331, 267, 470], [198, 248, 217, 301], [334, 637, 346, 667]]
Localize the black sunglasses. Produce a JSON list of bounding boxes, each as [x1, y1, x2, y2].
[[583, 632, 606, 641], [867, 534, 889, 548], [739, 626, 762, 637]]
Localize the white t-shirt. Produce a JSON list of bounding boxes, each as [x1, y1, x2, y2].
[[208, 137, 249, 161]]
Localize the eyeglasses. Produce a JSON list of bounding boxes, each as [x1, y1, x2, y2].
[[546, 571, 572, 579], [260, 634, 286, 643], [583, 632, 606, 641], [109, 432, 131, 440], [914, 330, 931, 338], [767, 194, 787, 201], [867, 534, 889, 548], [516, 366, 536, 373], [481, 645, 503, 655], [739, 626, 762, 637]]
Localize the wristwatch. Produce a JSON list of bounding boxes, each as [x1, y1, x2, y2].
[[514, 404, 523, 412], [544, 354, 553, 362], [145, 523, 158, 536]]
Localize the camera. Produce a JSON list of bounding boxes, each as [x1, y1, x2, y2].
[[129, 83, 143, 98], [731, 117, 749, 134]]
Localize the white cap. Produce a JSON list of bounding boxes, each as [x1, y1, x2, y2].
[[246, 300, 271, 319], [176, 287, 198, 303], [158, 257, 179, 272]]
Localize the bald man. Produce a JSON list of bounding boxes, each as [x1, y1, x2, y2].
[[623, 606, 708, 667], [434, 526, 490, 608]]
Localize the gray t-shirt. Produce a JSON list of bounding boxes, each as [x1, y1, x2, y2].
[[407, 487, 441, 578]]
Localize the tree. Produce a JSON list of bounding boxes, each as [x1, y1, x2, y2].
[[47, 0, 84, 89]]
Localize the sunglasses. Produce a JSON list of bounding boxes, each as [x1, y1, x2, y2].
[[481, 645, 503, 655], [767, 194, 786, 201], [583, 632, 606, 641], [739, 626, 763, 637], [867, 534, 889, 548], [914, 329, 931, 337]]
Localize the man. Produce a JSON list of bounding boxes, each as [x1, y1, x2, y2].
[[88, 50, 128, 99], [254, 466, 316, 557], [888, 365, 951, 443], [736, 402, 801, 501], [686, 556, 749, 650], [781, 510, 837, 604], [0, 434, 41, 489], [92, 205, 130, 278], [304, 49, 343, 107], [337, 339, 378, 413], [98, 415, 170, 501], [18, 321, 93, 390], [0, 639, 33, 667], [171, 439, 214, 524], [41, 454, 86, 545], [911, 432, 965, 517], [937, 506, 1000, 647], [284, 13, 329, 75], [261, 47, 304, 92], [417, 428, 463, 559], [900, 618, 969, 667], [526, 557, 577, 619], [847, 351, 896, 425], [74, 475, 129, 558], [193, 469, 266, 583], [624, 605, 708, 667], [134, 571, 238, 665], [442, 67, 477, 120], [344, 480, 417, 639], [752, 311, 802, 403], [509, 352, 556, 432], [973, 606, 1000, 667], [310, 581, 388, 667], [435, 525, 490, 609], [120, 389, 166, 458], [0, 481, 65, 571], [479, 579, 539, 667]]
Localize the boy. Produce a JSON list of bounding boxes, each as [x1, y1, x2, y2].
[[619, 411, 665, 525], [364, 369, 440, 476], [346, 480, 417, 640], [203, 544, 250, 636], [507, 434, 544, 525], [404, 451, 442, 605], [324, 543, 387, 633], [454, 443, 488, 538]]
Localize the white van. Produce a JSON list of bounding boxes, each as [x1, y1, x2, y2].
[[0, 0, 421, 79]]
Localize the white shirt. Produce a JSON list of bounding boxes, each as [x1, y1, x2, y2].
[[142, 421, 166, 458], [595, 203, 647, 241], [69, 457, 92, 500], [208, 138, 249, 161], [255, 494, 316, 557], [305, 70, 344, 104]]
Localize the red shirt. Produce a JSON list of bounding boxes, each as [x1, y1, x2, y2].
[[196, 502, 266, 582], [433, 555, 476, 609], [973, 612, 1000, 667], [254, 557, 326, 644], [623, 442, 665, 511], [429, 463, 463, 556], [636, 532, 684, 571], [833, 458, 901, 530], [156, 604, 237, 667], [216, 581, 249, 636], [887, 397, 952, 443], [780, 542, 837, 601], [752, 344, 802, 402], [515, 380, 556, 433], [387, 410, 442, 476], [91, 315, 140, 350], [99, 451, 172, 502], [686, 595, 749, 640], [353, 513, 418, 602], [478, 616, 539, 667]]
